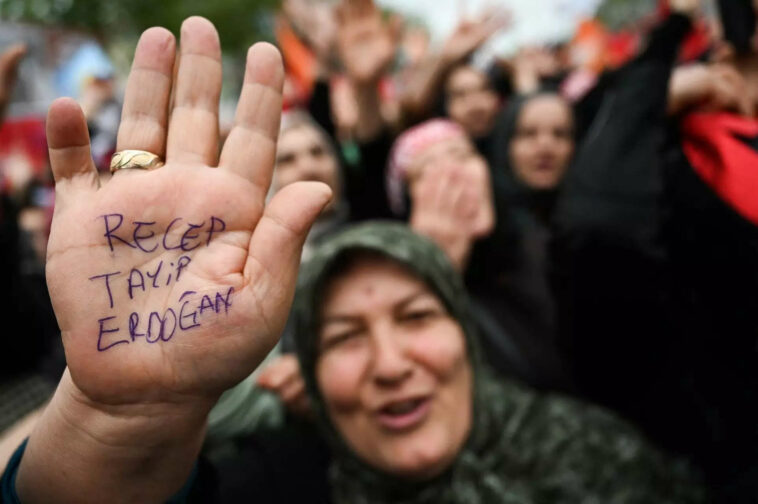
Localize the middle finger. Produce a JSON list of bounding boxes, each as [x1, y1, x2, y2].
[[166, 17, 223, 166]]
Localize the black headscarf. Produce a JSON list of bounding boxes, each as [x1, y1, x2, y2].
[[489, 92, 575, 220], [717, 0, 756, 55], [467, 94, 576, 384]]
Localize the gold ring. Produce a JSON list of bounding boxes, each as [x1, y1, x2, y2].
[[110, 150, 164, 173]]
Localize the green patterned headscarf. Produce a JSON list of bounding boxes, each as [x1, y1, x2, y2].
[[291, 222, 705, 504]]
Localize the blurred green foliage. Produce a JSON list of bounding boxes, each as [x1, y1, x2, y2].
[[596, 0, 659, 30], [0, 0, 279, 55]]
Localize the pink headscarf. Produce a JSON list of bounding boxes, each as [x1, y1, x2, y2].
[[386, 119, 466, 215]]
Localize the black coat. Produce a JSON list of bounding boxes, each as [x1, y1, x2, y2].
[[550, 12, 758, 501]]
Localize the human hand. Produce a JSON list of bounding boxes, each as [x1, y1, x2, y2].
[[0, 44, 26, 124], [257, 354, 310, 416], [336, 0, 399, 85], [669, 0, 701, 18], [410, 162, 494, 271], [510, 47, 561, 94], [668, 63, 754, 116], [283, 0, 337, 67], [441, 8, 510, 66], [45, 18, 332, 421]]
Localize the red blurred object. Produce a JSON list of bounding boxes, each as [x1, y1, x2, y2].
[[681, 112, 758, 225], [679, 20, 711, 62], [276, 16, 317, 109]]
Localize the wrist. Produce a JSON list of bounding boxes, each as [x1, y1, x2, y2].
[[668, 0, 699, 18], [439, 51, 459, 71], [60, 369, 214, 446], [16, 371, 211, 503]]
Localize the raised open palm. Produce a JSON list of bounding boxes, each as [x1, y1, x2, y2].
[[336, 0, 397, 84], [46, 18, 331, 408]]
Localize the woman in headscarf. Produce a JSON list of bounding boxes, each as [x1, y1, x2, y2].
[[479, 92, 575, 383], [385, 107, 574, 391], [212, 222, 705, 503]]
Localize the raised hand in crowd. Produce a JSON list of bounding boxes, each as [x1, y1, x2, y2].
[[16, 17, 331, 503], [668, 62, 755, 116], [410, 161, 494, 271], [282, 0, 337, 71], [257, 354, 310, 417], [440, 8, 511, 66], [334, 0, 398, 140], [335, 0, 399, 86], [401, 8, 509, 123], [668, 0, 702, 17], [0, 44, 26, 125], [509, 47, 562, 95]]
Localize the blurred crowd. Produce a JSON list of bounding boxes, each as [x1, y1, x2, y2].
[[1, 0, 758, 502]]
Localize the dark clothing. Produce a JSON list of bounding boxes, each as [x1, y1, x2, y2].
[[661, 129, 758, 501], [0, 196, 58, 381], [552, 12, 691, 414], [214, 420, 332, 503], [475, 90, 580, 393], [551, 12, 758, 501], [717, 0, 756, 55], [307, 79, 395, 223]]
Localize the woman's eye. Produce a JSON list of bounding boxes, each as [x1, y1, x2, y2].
[[276, 153, 296, 166], [399, 310, 437, 323], [553, 128, 572, 139], [321, 330, 364, 351], [310, 146, 325, 158]]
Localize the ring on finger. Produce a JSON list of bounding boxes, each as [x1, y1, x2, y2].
[[110, 150, 165, 173]]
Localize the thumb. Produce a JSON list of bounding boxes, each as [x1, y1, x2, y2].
[[244, 180, 332, 316]]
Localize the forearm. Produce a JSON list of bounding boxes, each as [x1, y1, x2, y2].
[[400, 56, 452, 123], [353, 81, 385, 142], [555, 14, 692, 233], [17, 371, 211, 504], [308, 77, 337, 140]]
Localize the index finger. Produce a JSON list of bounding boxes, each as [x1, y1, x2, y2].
[[219, 43, 284, 192]]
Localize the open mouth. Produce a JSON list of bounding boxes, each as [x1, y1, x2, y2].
[[376, 397, 431, 431], [534, 159, 555, 172]]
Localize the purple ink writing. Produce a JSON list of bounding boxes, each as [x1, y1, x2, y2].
[[100, 214, 226, 252], [102, 214, 136, 252], [145, 260, 163, 288], [199, 295, 214, 315], [181, 222, 204, 251], [163, 217, 183, 251], [89, 271, 121, 309], [176, 256, 191, 281], [97, 316, 128, 352], [128, 268, 145, 299], [129, 312, 144, 341], [132, 221, 158, 253], [215, 287, 234, 314], [95, 287, 234, 351], [206, 216, 226, 245], [179, 299, 201, 330]]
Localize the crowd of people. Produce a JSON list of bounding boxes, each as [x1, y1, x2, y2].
[[1, 0, 758, 502]]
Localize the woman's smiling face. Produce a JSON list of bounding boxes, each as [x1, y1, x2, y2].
[[316, 255, 473, 480], [509, 94, 574, 190]]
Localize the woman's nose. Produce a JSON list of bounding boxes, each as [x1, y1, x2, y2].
[[370, 325, 413, 386]]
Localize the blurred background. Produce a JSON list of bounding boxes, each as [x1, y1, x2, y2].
[[3, 1, 758, 501]]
